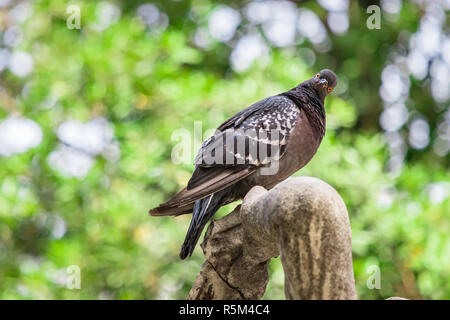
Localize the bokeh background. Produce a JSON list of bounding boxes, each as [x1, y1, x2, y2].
[[0, 0, 449, 299]]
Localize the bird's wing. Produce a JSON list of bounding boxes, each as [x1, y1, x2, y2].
[[149, 95, 301, 216]]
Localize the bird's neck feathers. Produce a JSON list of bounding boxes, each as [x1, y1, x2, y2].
[[281, 83, 326, 138]]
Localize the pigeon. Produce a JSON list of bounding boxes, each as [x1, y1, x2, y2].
[[150, 69, 337, 259]]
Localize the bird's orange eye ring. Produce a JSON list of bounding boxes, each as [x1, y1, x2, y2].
[[315, 74, 320, 78], [327, 87, 333, 93]]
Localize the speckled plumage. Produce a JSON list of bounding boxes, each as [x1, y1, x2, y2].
[[150, 69, 338, 259], [192, 96, 299, 170]]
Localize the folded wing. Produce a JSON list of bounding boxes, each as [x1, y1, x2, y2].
[[149, 95, 301, 216]]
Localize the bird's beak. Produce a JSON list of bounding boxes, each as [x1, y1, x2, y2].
[[319, 78, 328, 88]]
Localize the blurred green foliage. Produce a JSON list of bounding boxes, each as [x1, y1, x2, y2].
[[0, 0, 448, 300]]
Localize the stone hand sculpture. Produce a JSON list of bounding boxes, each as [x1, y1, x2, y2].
[[188, 177, 357, 300]]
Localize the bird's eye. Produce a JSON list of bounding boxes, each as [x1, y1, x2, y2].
[[315, 74, 320, 78], [327, 87, 333, 93]]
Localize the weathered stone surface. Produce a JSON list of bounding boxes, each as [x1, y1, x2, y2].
[[188, 177, 357, 300]]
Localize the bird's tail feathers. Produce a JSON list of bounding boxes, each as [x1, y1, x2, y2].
[[179, 193, 222, 259], [149, 203, 193, 217]]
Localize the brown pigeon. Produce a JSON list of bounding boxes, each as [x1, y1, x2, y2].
[[150, 69, 337, 259]]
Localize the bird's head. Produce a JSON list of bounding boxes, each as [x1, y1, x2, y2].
[[310, 69, 337, 99]]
